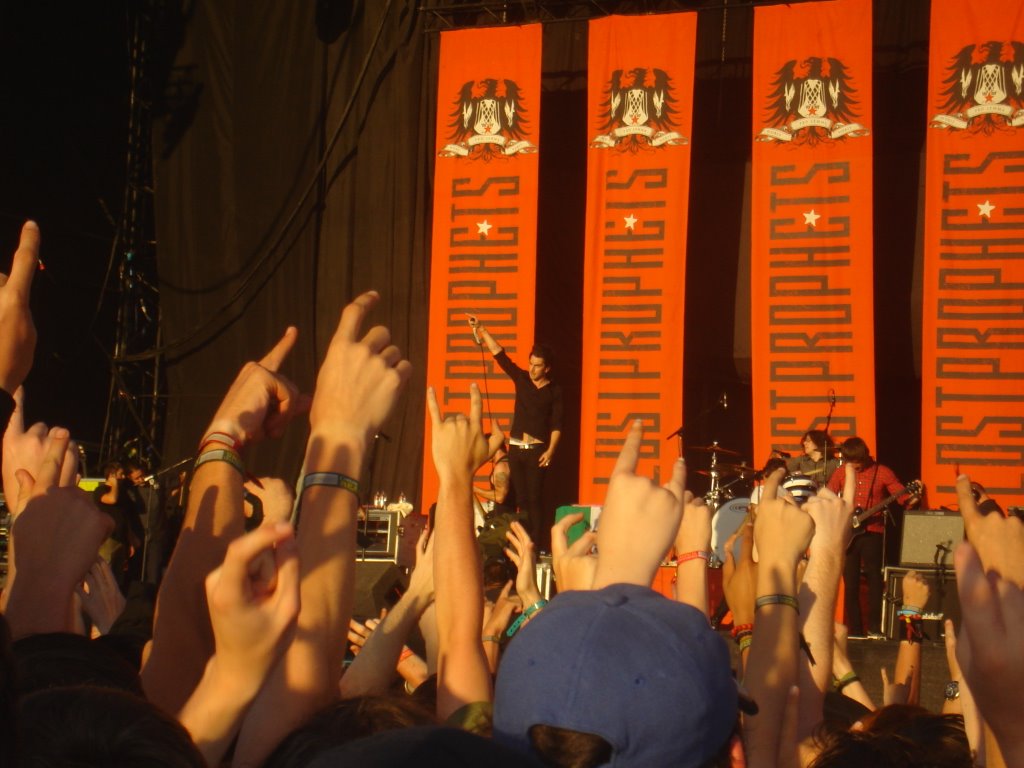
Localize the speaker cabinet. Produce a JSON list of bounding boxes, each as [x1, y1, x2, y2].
[[352, 561, 407, 620], [899, 509, 963, 567], [882, 566, 960, 640]]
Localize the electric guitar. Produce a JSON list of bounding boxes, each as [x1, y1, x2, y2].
[[848, 479, 924, 543]]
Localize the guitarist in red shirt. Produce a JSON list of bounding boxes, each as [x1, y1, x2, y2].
[[826, 436, 920, 638]]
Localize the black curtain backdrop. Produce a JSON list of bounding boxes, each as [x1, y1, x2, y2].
[[155, 1, 929, 512]]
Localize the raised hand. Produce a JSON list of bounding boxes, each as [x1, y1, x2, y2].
[[593, 420, 685, 589], [347, 616, 381, 656], [205, 327, 309, 448], [504, 520, 542, 608], [426, 383, 503, 484], [309, 291, 412, 451], [76, 557, 127, 635], [3, 388, 79, 516], [802, 463, 856, 556], [5, 428, 114, 639], [550, 512, 597, 592], [204, 522, 300, 690], [953, 474, 1024, 765], [0, 221, 39, 394], [723, 522, 757, 628]]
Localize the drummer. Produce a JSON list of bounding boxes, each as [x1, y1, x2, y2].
[[785, 429, 840, 485]]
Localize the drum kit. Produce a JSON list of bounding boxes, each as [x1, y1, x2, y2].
[[686, 441, 755, 568]]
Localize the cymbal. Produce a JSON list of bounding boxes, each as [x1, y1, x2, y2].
[[687, 444, 743, 458], [694, 465, 751, 478], [717, 462, 755, 476]]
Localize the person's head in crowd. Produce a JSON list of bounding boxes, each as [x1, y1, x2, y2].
[[801, 429, 834, 458], [494, 584, 739, 768], [483, 555, 516, 603], [262, 694, 436, 768], [12, 632, 142, 698], [16, 685, 205, 767], [123, 459, 148, 487], [838, 437, 872, 469], [810, 705, 970, 768], [101, 461, 123, 485]]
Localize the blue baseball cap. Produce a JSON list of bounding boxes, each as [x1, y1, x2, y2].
[[494, 584, 738, 767]]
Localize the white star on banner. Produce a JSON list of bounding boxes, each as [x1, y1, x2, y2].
[[977, 200, 996, 218], [803, 209, 821, 228], [624, 214, 637, 230], [477, 220, 493, 237]]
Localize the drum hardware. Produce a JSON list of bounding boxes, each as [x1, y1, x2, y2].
[[687, 443, 744, 459]]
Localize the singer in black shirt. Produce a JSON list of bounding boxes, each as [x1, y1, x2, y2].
[[469, 317, 562, 550]]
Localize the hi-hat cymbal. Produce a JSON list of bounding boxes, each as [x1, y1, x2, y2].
[[687, 444, 743, 458]]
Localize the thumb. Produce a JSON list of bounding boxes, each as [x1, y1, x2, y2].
[[14, 468, 36, 514]]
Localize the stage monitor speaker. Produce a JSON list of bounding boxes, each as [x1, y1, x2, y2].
[[882, 566, 960, 640], [352, 561, 406, 620], [899, 509, 963, 568]]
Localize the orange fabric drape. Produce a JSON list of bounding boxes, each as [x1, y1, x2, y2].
[[921, 0, 1024, 509], [751, 0, 876, 468], [422, 26, 542, 508], [577, 13, 697, 503]]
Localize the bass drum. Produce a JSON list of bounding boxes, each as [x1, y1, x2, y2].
[[710, 497, 751, 567]]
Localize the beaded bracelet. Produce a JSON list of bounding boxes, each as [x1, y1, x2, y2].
[[194, 448, 245, 476], [506, 599, 548, 638], [675, 550, 711, 565], [755, 594, 800, 614], [730, 623, 754, 639]]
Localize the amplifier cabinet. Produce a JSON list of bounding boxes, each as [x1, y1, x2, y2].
[[882, 566, 960, 640]]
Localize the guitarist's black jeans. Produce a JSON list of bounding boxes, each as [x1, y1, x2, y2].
[[844, 531, 884, 635]]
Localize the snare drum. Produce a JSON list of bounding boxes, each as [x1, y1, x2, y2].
[[710, 497, 751, 567]]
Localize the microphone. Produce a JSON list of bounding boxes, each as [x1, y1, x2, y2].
[[665, 425, 685, 440], [472, 325, 481, 344], [829, 389, 836, 407], [719, 392, 728, 410]]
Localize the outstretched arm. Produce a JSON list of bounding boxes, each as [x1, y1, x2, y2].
[[428, 383, 503, 721], [142, 327, 308, 714], [178, 522, 299, 767], [339, 529, 435, 699], [0, 221, 39, 397], [234, 291, 411, 766], [467, 315, 503, 357]]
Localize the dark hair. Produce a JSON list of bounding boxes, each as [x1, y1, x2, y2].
[[16, 685, 204, 767], [762, 457, 787, 476], [530, 344, 553, 369], [529, 722, 736, 768], [838, 436, 871, 465], [528, 724, 612, 768], [263, 694, 435, 768], [810, 706, 970, 768], [802, 430, 835, 452]]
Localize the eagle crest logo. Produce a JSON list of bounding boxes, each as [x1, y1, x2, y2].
[[591, 67, 688, 151], [756, 57, 868, 145], [931, 41, 1024, 133], [438, 78, 536, 159]]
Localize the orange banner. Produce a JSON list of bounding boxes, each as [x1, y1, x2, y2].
[[751, 0, 876, 465], [423, 26, 542, 509], [921, 0, 1024, 509], [578, 14, 696, 502]]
